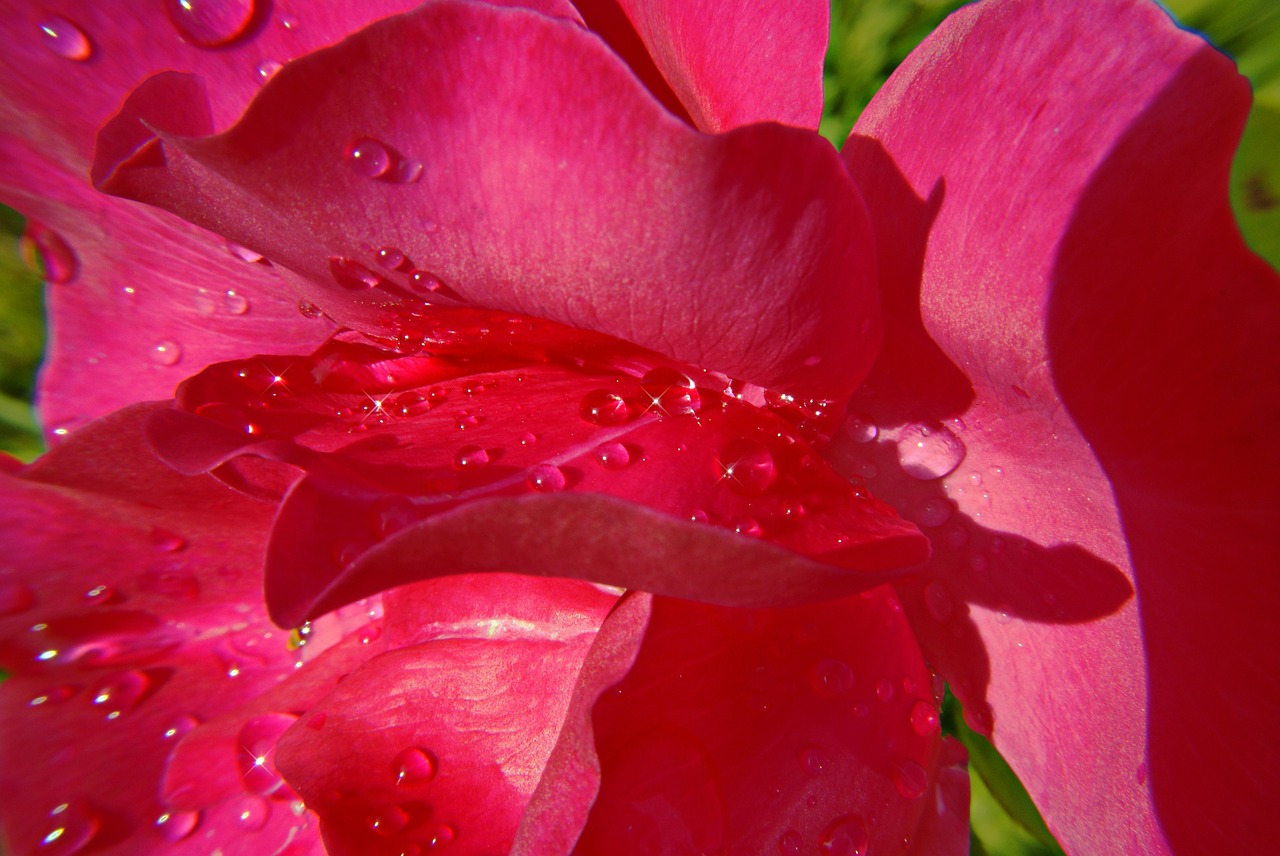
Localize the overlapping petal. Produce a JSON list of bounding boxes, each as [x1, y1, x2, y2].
[[838, 0, 1280, 852], [93, 0, 881, 402], [0, 0, 442, 435]]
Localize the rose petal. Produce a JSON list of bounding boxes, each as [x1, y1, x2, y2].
[[604, 0, 829, 131], [564, 590, 960, 853], [841, 0, 1279, 852], [0, 403, 327, 854], [0, 1, 441, 435], [94, 1, 880, 401], [271, 575, 614, 856]]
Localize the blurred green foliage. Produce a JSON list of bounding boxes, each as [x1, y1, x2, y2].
[[0, 211, 44, 462]]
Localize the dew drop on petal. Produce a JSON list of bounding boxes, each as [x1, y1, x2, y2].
[[579, 389, 629, 425], [223, 289, 249, 315], [731, 515, 762, 537], [719, 438, 776, 496], [298, 300, 323, 319], [819, 815, 868, 856], [892, 759, 929, 799], [408, 269, 443, 293], [875, 678, 895, 702], [390, 158, 423, 184], [910, 700, 940, 736], [237, 712, 299, 795], [527, 464, 566, 493], [28, 685, 77, 707], [38, 16, 92, 61], [897, 423, 966, 480], [594, 441, 631, 470], [914, 497, 952, 528], [843, 412, 877, 444], [376, 246, 407, 270], [329, 256, 382, 290], [392, 747, 438, 786], [452, 444, 490, 470], [809, 658, 854, 698], [800, 746, 829, 775], [38, 801, 100, 854], [149, 340, 182, 367], [779, 830, 803, 855], [367, 804, 409, 837], [225, 240, 262, 263], [155, 809, 200, 841], [255, 59, 282, 82], [346, 137, 391, 178], [26, 223, 78, 283], [426, 824, 456, 848], [231, 795, 270, 830], [923, 581, 954, 622], [639, 367, 699, 416], [166, 0, 256, 48], [162, 713, 200, 740], [89, 669, 152, 718]]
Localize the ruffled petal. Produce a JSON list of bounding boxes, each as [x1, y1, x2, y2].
[[94, 0, 880, 401], [601, 0, 828, 131], [840, 0, 1279, 852], [0, 1, 440, 435]]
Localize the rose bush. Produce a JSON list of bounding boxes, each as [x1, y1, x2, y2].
[[1, 0, 1276, 854]]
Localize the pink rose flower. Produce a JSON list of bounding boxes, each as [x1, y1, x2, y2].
[[1, 1, 1274, 855]]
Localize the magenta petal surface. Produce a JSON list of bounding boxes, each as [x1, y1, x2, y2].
[[0, 404, 327, 854], [94, 1, 880, 401], [608, 0, 829, 131], [0, 1, 446, 436], [841, 0, 1279, 852]]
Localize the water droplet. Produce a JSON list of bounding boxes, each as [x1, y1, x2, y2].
[[166, 0, 256, 47], [376, 246, 407, 270], [455, 410, 480, 430], [579, 388, 629, 425], [408, 269, 443, 293], [225, 240, 262, 263], [255, 59, 282, 81], [426, 824, 456, 848], [731, 515, 762, 537], [453, 444, 490, 470], [594, 441, 631, 469], [819, 815, 868, 856], [639, 367, 699, 416], [779, 829, 803, 855], [38, 16, 93, 61], [279, 13, 299, 30], [910, 700, 939, 736], [329, 256, 382, 289], [232, 795, 271, 830], [163, 714, 200, 740], [390, 158, 423, 183], [527, 464, 566, 493], [28, 685, 77, 707], [897, 423, 966, 480], [147, 339, 182, 367], [808, 659, 854, 698], [82, 584, 120, 606], [392, 746, 438, 786], [148, 527, 188, 552], [843, 412, 877, 444], [923, 581, 954, 621], [38, 802, 101, 854], [800, 746, 829, 775], [155, 809, 200, 841], [892, 759, 928, 799], [719, 438, 776, 496], [237, 713, 299, 795], [26, 223, 79, 282], [298, 300, 323, 319], [346, 137, 391, 178], [875, 678, 895, 702], [0, 581, 34, 616], [89, 669, 152, 718], [519, 432, 537, 445], [367, 804, 409, 836], [967, 470, 983, 486], [914, 497, 952, 528], [223, 289, 250, 314]]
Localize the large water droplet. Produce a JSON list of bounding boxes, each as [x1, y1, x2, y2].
[[38, 16, 93, 61], [594, 441, 631, 470], [231, 795, 270, 830], [639, 367, 699, 416], [329, 256, 383, 289], [237, 713, 299, 795], [155, 809, 200, 841], [818, 815, 868, 856], [452, 444, 490, 470], [376, 246, 407, 270], [843, 412, 877, 444], [893, 759, 929, 800], [89, 669, 153, 718], [26, 223, 79, 283], [718, 438, 776, 496], [910, 700, 939, 736], [896, 423, 966, 480], [808, 659, 854, 698], [149, 339, 183, 367], [392, 746, 438, 786], [579, 388, 629, 425], [527, 464, 566, 493], [38, 802, 100, 854], [166, 0, 256, 48], [223, 289, 250, 315], [346, 137, 391, 178]]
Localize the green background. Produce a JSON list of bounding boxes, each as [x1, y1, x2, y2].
[[1, 1, 1277, 852]]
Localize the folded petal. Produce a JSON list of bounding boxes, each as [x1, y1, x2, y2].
[[840, 0, 1279, 852], [599, 0, 829, 131], [94, 0, 880, 401], [143, 327, 928, 626], [0, 403, 329, 854], [0, 1, 439, 434]]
